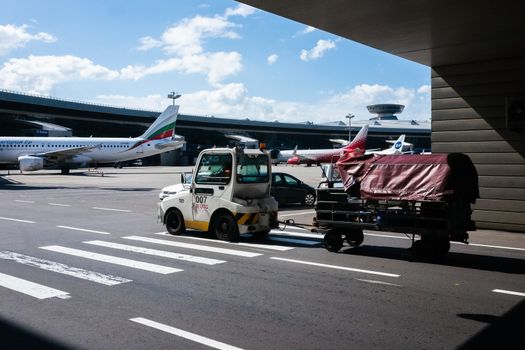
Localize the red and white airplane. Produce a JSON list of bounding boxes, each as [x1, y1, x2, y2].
[[282, 124, 369, 166]]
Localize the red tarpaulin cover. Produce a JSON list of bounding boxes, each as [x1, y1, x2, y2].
[[337, 152, 479, 202]]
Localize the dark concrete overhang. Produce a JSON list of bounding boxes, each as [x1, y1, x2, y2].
[[239, 0, 525, 67]]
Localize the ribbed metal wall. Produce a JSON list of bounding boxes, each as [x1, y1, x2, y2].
[[432, 57, 525, 232]]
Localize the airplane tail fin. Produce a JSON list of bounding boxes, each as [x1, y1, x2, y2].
[[343, 124, 368, 153], [292, 145, 298, 156], [391, 134, 405, 154], [139, 105, 179, 141]]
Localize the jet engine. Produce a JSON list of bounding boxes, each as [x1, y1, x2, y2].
[[287, 156, 301, 165], [18, 155, 44, 171]]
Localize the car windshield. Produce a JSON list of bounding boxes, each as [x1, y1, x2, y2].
[[236, 153, 269, 183], [195, 154, 232, 185]]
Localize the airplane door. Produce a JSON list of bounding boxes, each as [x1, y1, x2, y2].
[[135, 145, 144, 154]]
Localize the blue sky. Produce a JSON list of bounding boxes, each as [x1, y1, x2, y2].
[[0, 0, 431, 124]]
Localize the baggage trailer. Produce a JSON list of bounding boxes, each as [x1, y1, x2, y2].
[[314, 153, 479, 256]]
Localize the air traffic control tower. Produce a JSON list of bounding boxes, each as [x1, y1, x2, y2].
[[367, 104, 404, 120]]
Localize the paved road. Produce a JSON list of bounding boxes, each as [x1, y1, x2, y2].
[[0, 166, 524, 349]]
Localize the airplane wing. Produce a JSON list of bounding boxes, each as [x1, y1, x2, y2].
[[35, 144, 100, 160], [154, 140, 185, 150]]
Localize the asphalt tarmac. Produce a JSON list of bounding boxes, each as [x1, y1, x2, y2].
[[0, 165, 524, 349]]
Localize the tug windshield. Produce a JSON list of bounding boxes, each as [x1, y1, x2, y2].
[[236, 153, 269, 184]]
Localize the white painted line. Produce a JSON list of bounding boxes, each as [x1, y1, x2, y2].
[[154, 232, 293, 251], [39, 245, 181, 274], [270, 257, 400, 278], [0, 216, 35, 224], [130, 317, 244, 350], [92, 207, 132, 213], [268, 236, 320, 246], [365, 232, 525, 252], [270, 230, 323, 239], [0, 251, 131, 286], [357, 279, 402, 287], [0, 271, 70, 299], [14, 200, 35, 204], [48, 203, 72, 207], [124, 236, 262, 258], [85, 240, 226, 265], [364, 232, 409, 240], [492, 289, 525, 297], [278, 210, 315, 217], [57, 225, 111, 235], [457, 242, 525, 252]]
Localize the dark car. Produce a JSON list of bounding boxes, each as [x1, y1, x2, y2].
[[271, 172, 316, 206]]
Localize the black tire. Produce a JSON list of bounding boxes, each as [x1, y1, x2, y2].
[[213, 213, 239, 241], [303, 192, 316, 206], [345, 229, 364, 247], [165, 209, 185, 235], [324, 229, 343, 252]]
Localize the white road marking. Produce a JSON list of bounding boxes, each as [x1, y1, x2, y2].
[[270, 257, 400, 278], [39, 245, 181, 274], [270, 229, 323, 240], [92, 207, 132, 213], [492, 289, 525, 297], [48, 203, 72, 207], [278, 210, 315, 217], [0, 216, 35, 224], [0, 272, 70, 299], [154, 232, 293, 251], [268, 236, 320, 246], [57, 225, 111, 235], [14, 200, 35, 204], [365, 232, 525, 252], [357, 279, 402, 287], [463, 243, 525, 252], [130, 317, 244, 350], [123, 236, 262, 258], [85, 240, 226, 265], [0, 251, 131, 286]]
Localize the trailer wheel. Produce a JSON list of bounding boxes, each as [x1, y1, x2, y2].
[[345, 229, 364, 247], [214, 213, 240, 242], [324, 229, 343, 252], [165, 209, 185, 235]]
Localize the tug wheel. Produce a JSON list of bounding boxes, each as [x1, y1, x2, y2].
[[345, 229, 364, 247], [213, 213, 239, 242], [165, 209, 185, 235], [324, 229, 343, 252]]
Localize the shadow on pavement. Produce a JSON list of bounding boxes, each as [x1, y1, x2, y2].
[[457, 300, 525, 349], [342, 245, 525, 274], [0, 316, 72, 350]]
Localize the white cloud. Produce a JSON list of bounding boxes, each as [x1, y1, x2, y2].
[[0, 55, 118, 94], [300, 26, 316, 35], [0, 24, 56, 55], [267, 54, 278, 65], [92, 83, 430, 124], [224, 4, 257, 18], [417, 84, 431, 94], [300, 39, 336, 61], [137, 36, 162, 51]]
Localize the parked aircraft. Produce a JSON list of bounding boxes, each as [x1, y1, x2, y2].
[[283, 125, 369, 166], [0, 105, 185, 174], [368, 134, 408, 155]]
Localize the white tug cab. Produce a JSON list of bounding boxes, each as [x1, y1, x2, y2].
[[158, 147, 279, 241]]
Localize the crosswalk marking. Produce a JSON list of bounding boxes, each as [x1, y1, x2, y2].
[[57, 225, 111, 235], [92, 207, 132, 213], [154, 232, 294, 251], [0, 251, 131, 286], [130, 317, 245, 350], [268, 236, 320, 246], [40, 245, 182, 274], [0, 272, 70, 299], [123, 236, 262, 258], [269, 229, 322, 240], [84, 240, 226, 265], [0, 216, 35, 224]]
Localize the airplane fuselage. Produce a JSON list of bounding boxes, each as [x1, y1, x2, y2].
[[0, 136, 181, 165]]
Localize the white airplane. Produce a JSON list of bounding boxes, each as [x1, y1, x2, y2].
[[367, 134, 408, 155], [281, 125, 369, 166], [0, 105, 185, 174]]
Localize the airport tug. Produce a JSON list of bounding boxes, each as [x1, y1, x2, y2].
[[158, 147, 279, 241]]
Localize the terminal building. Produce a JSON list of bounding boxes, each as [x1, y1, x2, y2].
[[0, 90, 430, 166]]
